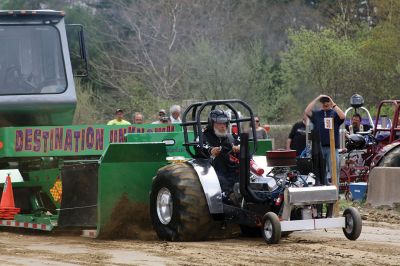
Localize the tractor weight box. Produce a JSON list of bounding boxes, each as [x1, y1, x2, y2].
[[266, 150, 297, 167], [349, 182, 367, 201]]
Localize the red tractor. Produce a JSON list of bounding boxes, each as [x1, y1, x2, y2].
[[340, 96, 400, 199]]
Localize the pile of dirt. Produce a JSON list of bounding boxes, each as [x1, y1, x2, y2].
[[98, 194, 157, 240], [357, 202, 400, 225]]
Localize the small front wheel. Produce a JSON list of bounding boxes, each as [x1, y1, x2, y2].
[[342, 207, 362, 240], [261, 212, 281, 244]]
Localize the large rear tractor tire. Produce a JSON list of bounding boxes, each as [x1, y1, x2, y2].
[[150, 162, 214, 241], [378, 145, 400, 167], [342, 207, 362, 241]]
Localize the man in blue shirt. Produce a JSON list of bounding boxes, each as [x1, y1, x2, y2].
[[305, 95, 345, 185]]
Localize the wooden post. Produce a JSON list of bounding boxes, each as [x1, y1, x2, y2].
[[325, 117, 339, 216], [329, 123, 339, 216]]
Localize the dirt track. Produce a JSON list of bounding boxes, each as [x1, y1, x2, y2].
[[0, 220, 399, 266]]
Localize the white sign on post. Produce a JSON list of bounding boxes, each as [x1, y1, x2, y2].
[[324, 117, 333, 129]]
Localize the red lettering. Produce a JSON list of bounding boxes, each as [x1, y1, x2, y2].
[[118, 128, 124, 142], [64, 129, 73, 151], [42, 131, 49, 153], [74, 131, 81, 152], [113, 130, 118, 143], [81, 129, 85, 150], [33, 129, 41, 152], [24, 129, 33, 151], [95, 128, 104, 150], [55, 128, 63, 150], [49, 129, 54, 151], [15, 130, 23, 151], [86, 127, 94, 149]]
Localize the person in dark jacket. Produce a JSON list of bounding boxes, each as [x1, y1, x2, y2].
[[287, 119, 306, 156], [196, 109, 240, 197], [305, 95, 345, 185]]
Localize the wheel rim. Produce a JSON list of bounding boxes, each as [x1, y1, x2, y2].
[[156, 187, 173, 225], [263, 219, 273, 239], [344, 213, 354, 234]]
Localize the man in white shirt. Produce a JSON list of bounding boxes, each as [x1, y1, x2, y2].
[[169, 105, 182, 123], [152, 109, 169, 124]]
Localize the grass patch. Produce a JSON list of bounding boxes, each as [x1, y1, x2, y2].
[[339, 199, 353, 211]]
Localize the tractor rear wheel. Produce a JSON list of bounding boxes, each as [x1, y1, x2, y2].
[[150, 162, 214, 241], [378, 145, 400, 167]]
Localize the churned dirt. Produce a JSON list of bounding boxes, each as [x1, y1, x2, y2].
[[0, 205, 399, 266], [99, 194, 156, 240], [358, 203, 400, 225]]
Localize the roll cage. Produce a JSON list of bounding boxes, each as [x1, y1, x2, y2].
[[181, 99, 258, 158]]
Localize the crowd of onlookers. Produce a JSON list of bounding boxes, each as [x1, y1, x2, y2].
[[108, 94, 394, 185], [106, 105, 272, 139], [106, 105, 182, 126]]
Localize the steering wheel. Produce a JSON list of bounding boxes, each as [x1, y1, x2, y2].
[[4, 66, 37, 93], [37, 78, 66, 93]]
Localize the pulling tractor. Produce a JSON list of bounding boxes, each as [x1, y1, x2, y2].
[[149, 100, 362, 244], [0, 10, 361, 244]]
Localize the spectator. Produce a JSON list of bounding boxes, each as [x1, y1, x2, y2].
[[107, 109, 131, 125], [345, 113, 371, 134], [262, 124, 270, 134], [254, 116, 268, 139], [133, 112, 144, 124], [160, 116, 170, 124], [287, 119, 306, 156], [152, 109, 170, 124], [169, 105, 182, 123], [305, 95, 345, 184]]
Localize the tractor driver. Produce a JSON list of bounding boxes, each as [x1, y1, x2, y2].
[[197, 109, 240, 202], [345, 113, 371, 135]]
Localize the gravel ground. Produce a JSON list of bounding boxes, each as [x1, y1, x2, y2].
[[0, 213, 399, 266]]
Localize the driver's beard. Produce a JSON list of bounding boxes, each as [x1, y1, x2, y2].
[[214, 126, 228, 138]]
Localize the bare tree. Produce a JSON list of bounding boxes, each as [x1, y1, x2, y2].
[[91, 0, 186, 99]]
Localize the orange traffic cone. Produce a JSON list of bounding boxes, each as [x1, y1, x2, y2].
[[0, 174, 20, 220]]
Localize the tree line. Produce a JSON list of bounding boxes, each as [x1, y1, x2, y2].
[[1, 0, 399, 124]]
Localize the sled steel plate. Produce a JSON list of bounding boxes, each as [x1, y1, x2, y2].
[[280, 217, 345, 232], [286, 186, 338, 205]]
